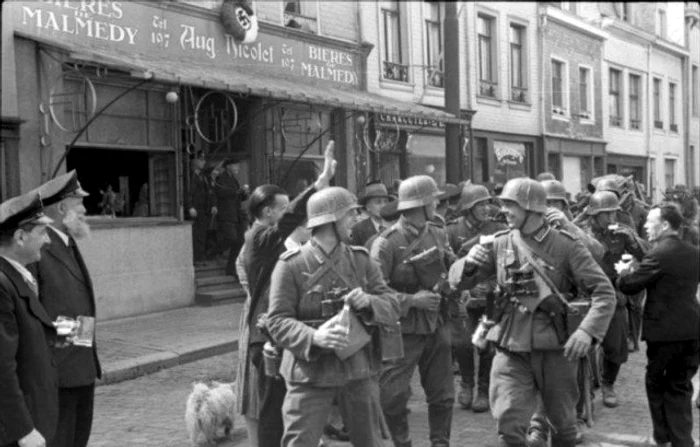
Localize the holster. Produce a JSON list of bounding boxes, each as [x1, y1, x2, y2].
[[537, 295, 568, 345]]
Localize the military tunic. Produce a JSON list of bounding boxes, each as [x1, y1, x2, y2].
[[371, 216, 456, 447], [267, 240, 399, 447], [457, 225, 615, 446]]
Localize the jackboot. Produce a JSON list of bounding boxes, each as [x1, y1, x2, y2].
[[385, 412, 412, 447], [472, 388, 489, 413], [526, 427, 548, 447], [457, 382, 473, 410], [428, 405, 453, 447], [601, 384, 618, 408]]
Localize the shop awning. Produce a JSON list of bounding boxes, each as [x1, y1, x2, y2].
[[22, 32, 466, 125]]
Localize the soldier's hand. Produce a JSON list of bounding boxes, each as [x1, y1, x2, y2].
[[564, 329, 593, 361], [312, 322, 348, 350], [314, 140, 337, 190], [345, 287, 371, 310], [411, 290, 441, 312], [545, 208, 567, 227], [18, 429, 46, 447], [466, 243, 489, 267], [189, 207, 197, 218], [611, 225, 636, 244]]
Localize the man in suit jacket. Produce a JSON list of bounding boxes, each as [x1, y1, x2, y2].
[[350, 181, 390, 247], [618, 202, 700, 447], [215, 158, 249, 276], [188, 152, 218, 265], [0, 191, 57, 447], [28, 171, 102, 447]]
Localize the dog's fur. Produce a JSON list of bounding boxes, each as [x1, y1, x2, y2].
[[185, 381, 237, 447]]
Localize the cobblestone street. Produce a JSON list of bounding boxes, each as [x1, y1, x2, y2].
[[90, 349, 700, 447]]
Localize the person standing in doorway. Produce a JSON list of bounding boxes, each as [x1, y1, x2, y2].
[[28, 171, 102, 447], [189, 151, 217, 266], [215, 158, 249, 277]]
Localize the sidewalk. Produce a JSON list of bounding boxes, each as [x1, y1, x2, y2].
[[96, 302, 244, 386]]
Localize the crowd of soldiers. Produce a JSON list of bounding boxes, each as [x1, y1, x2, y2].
[[234, 141, 700, 447]]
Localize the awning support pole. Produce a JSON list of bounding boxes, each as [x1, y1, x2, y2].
[[444, 2, 462, 184]]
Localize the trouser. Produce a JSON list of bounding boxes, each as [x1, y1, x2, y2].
[[491, 349, 579, 447], [601, 306, 629, 386], [257, 374, 286, 447], [645, 340, 700, 446], [219, 221, 245, 276], [380, 325, 455, 447], [192, 212, 208, 262], [281, 378, 385, 447], [52, 384, 95, 447], [453, 307, 493, 392], [626, 292, 644, 348]]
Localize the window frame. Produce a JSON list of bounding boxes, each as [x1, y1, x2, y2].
[[664, 158, 675, 190], [653, 77, 663, 129], [669, 82, 677, 132], [578, 65, 593, 122], [657, 8, 667, 39], [551, 57, 568, 118], [476, 12, 498, 98], [628, 73, 642, 130], [693, 65, 699, 117], [424, 2, 443, 89], [381, 0, 409, 84], [283, 0, 319, 32], [508, 20, 528, 103], [608, 68, 622, 127]]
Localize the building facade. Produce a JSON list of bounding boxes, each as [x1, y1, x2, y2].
[[685, 2, 700, 189]]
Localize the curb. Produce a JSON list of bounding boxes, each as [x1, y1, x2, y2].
[[97, 339, 239, 386]]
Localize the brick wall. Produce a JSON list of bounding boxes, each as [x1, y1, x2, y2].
[[319, 1, 358, 42], [543, 20, 604, 140]]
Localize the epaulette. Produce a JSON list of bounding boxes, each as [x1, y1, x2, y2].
[[349, 245, 370, 256], [279, 247, 301, 261]]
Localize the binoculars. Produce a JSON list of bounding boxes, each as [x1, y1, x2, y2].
[[321, 287, 351, 319], [504, 268, 538, 297]]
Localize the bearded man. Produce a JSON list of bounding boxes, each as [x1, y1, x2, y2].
[[28, 170, 101, 447]]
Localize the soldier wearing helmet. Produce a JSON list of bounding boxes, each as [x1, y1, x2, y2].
[[436, 183, 462, 224], [266, 186, 400, 447], [449, 177, 616, 447], [595, 175, 649, 238], [370, 175, 457, 447], [582, 190, 649, 409], [445, 183, 506, 413]]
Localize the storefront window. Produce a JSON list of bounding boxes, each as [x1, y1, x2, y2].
[[493, 140, 529, 186], [473, 137, 488, 184], [406, 134, 445, 186]]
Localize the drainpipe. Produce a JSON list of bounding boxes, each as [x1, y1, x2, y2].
[[444, 1, 461, 184], [646, 43, 653, 200], [539, 10, 548, 174]]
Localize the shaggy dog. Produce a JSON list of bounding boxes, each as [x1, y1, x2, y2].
[[185, 381, 237, 447]]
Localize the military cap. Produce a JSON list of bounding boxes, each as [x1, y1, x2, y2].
[[359, 182, 390, 205], [33, 170, 89, 208], [0, 191, 52, 234]]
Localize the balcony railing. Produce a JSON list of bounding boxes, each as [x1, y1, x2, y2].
[[284, 12, 317, 32], [610, 116, 622, 127], [630, 119, 641, 130], [383, 61, 409, 83], [479, 79, 497, 98], [579, 111, 592, 120], [654, 120, 664, 129], [511, 86, 527, 103], [552, 106, 567, 116], [426, 67, 444, 88], [670, 123, 678, 132]]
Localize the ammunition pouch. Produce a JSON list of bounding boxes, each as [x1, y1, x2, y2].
[[536, 295, 591, 346]]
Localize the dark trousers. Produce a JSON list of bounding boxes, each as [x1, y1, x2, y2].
[[219, 221, 245, 276], [453, 307, 493, 392], [602, 306, 629, 385], [645, 340, 699, 446], [192, 213, 208, 262], [52, 385, 95, 447], [626, 292, 644, 349], [257, 373, 287, 447]]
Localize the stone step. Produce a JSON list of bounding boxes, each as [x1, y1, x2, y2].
[[195, 286, 247, 306], [195, 264, 228, 279], [195, 275, 237, 288]]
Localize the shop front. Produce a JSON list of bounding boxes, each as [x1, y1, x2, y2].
[[3, 1, 462, 319], [544, 136, 607, 199], [471, 131, 542, 192]]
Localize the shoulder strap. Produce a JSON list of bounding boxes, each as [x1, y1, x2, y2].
[[395, 225, 430, 265]]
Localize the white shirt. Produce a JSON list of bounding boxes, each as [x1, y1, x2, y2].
[[0, 255, 38, 293], [49, 225, 70, 246]]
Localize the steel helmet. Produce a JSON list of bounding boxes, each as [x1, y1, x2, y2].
[[498, 177, 547, 213], [541, 179, 568, 204], [595, 176, 623, 197], [306, 187, 361, 229], [587, 191, 620, 216], [397, 175, 441, 211], [459, 183, 491, 210]]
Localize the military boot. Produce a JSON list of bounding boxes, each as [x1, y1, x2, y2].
[[457, 382, 473, 409], [472, 387, 489, 413], [601, 384, 618, 408], [526, 427, 548, 447], [428, 405, 452, 447]]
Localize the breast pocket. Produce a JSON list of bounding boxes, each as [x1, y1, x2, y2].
[[298, 285, 324, 320]]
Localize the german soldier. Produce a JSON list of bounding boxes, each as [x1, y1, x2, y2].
[[449, 177, 616, 447], [266, 187, 400, 447], [371, 175, 457, 447], [583, 191, 649, 408], [446, 183, 506, 413]]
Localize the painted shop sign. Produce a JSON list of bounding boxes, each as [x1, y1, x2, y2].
[[11, 0, 362, 89], [377, 113, 445, 131]]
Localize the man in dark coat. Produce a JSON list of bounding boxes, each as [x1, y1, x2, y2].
[[188, 152, 217, 265], [350, 181, 390, 247], [215, 158, 249, 276], [618, 202, 700, 447], [0, 191, 57, 447], [28, 171, 102, 447]]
